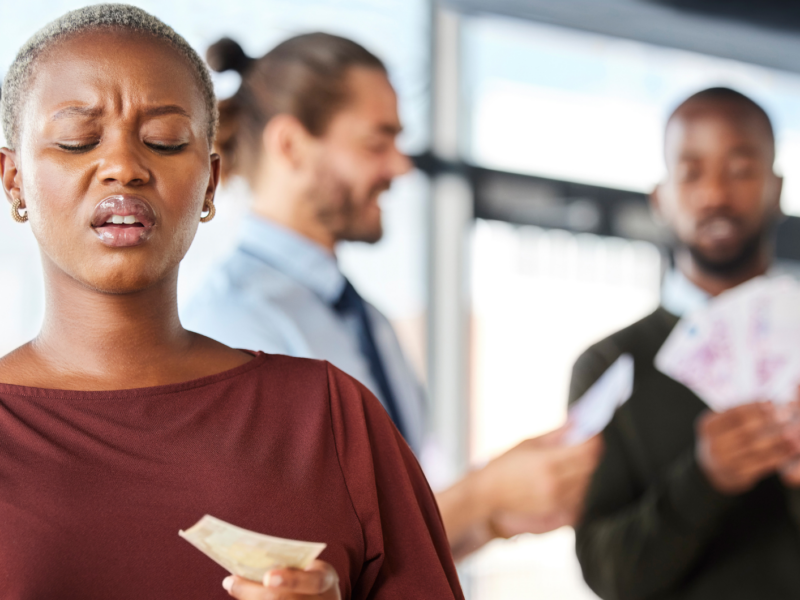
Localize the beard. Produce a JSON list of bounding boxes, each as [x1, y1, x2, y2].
[[682, 222, 775, 277], [310, 162, 390, 244], [686, 231, 762, 276]]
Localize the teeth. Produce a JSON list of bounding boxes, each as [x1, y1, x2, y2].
[[104, 214, 140, 225], [707, 220, 735, 236]]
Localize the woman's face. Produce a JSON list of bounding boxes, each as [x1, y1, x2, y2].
[[1, 29, 218, 293]]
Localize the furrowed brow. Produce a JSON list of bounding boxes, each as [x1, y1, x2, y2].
[[51, 106, 103, 120], [143, 105, 191, 119]]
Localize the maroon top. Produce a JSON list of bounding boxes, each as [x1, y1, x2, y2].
[[0, 353, 463, 599]]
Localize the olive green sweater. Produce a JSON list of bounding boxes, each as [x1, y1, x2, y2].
[[570, 307, 800, 600]]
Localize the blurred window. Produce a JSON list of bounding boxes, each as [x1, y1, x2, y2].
[[463, 14, 800, 215]]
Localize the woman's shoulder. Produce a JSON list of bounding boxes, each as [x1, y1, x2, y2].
[[246, 353, 369, 400], [244, 354, 387, 426]]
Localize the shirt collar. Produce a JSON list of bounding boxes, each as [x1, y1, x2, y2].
[[661, 263, 797, 317], [237, 214, 346, 305], [661, 268, 711, 317]]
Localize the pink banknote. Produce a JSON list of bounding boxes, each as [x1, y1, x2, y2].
[[656, 276, 800, 411]]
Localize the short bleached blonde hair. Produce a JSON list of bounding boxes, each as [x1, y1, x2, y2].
[[1, 3, 218, 150]]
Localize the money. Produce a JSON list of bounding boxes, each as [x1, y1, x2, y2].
[[179, 515, 327, 582], [655, 276, 800, 411], [566, 353, 634, 444]]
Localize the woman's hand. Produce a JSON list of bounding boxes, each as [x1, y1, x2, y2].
[[222, 560, 341, 600]]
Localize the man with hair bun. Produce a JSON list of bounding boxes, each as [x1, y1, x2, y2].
[[570, 87, 800, 599], [184, 33, 602, 560]]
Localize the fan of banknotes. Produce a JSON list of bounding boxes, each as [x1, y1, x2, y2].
[[655, 276, 800, 412], [179, 515, 327, 582]]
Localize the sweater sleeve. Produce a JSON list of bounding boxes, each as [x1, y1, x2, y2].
[[783, 487, 800, 531], [571, 347, 736, 600], [326, 363, 464, 600]]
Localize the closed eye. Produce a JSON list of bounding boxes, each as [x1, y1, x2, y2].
[[146, 142, 188, 154], [55, 141, 188, 154], [57, 142, 98, 153]]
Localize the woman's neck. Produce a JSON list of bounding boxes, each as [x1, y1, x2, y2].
[[32, 265, 192, 381], [19, 261, 197, 388], [0, 258, 252, 391]]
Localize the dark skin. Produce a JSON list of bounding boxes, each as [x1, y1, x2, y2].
[[652, 98, 781, 297], [0, 29, 247, 389], [0, 30, 339, 599], [651, 97, 800, 494]]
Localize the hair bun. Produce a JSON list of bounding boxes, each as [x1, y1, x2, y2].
[[206, 37, 254, 74]]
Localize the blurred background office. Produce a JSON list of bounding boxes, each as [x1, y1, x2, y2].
[[3, 1, 800, 598]]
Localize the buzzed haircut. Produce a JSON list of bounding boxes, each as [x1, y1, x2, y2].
[[668, 87, 775, 152], [1, 3, 218, 150]]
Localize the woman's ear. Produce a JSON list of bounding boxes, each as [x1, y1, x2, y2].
[[0, 148, 22, 205], [206, 153, 221, 204]]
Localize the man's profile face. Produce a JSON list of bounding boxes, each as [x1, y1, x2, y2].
[[305, 67, 411, 244], [654, 100, 782, 274]]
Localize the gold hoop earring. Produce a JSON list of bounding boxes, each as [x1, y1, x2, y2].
[[200, 199, 216, 223], [11, 198, 28, 223]]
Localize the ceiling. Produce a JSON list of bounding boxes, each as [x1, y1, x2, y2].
[[647, 0, 800, 33], [445, 0, 800, 74]]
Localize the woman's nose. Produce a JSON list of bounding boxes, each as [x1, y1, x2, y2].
[[95, 135, 150, 187]]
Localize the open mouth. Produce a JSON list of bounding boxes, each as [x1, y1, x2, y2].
[[699, 216, 740, 242], [102, 214, 146, 227], [91, 195, 156, 247]]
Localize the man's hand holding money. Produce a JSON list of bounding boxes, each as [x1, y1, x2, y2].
[[696, 401, 800, 495], [222, 560, 340, 600], [484, 430, 603, 535]]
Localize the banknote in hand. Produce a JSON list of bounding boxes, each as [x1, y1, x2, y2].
[[179, 515, 326, 582], [566, 353, 634, 444], [655, 276, 800, 411]]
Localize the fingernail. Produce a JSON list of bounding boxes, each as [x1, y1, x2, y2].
[[268, 573, 283, 587], [222, 576, 233, 592], [318, 567, 336, 591]]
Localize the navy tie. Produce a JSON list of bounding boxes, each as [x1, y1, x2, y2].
[[333, 279, 407, 439]]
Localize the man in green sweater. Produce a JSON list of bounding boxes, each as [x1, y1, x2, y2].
[[570, 87, 800, 600]]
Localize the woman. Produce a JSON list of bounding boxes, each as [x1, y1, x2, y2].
[[0, 5, 462, 600]]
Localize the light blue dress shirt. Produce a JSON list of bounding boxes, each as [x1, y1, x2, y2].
[[660, 268, 711, 317], [661, 262, 800, 317], [181, 215, 426, 455]]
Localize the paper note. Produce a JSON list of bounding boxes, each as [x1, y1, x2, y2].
[[656, 276, 800, 411], [179, 515, 326, 582], [566, 353, 634, 444]]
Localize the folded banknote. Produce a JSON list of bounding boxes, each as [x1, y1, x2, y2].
[[179, 515, 326, 582]]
